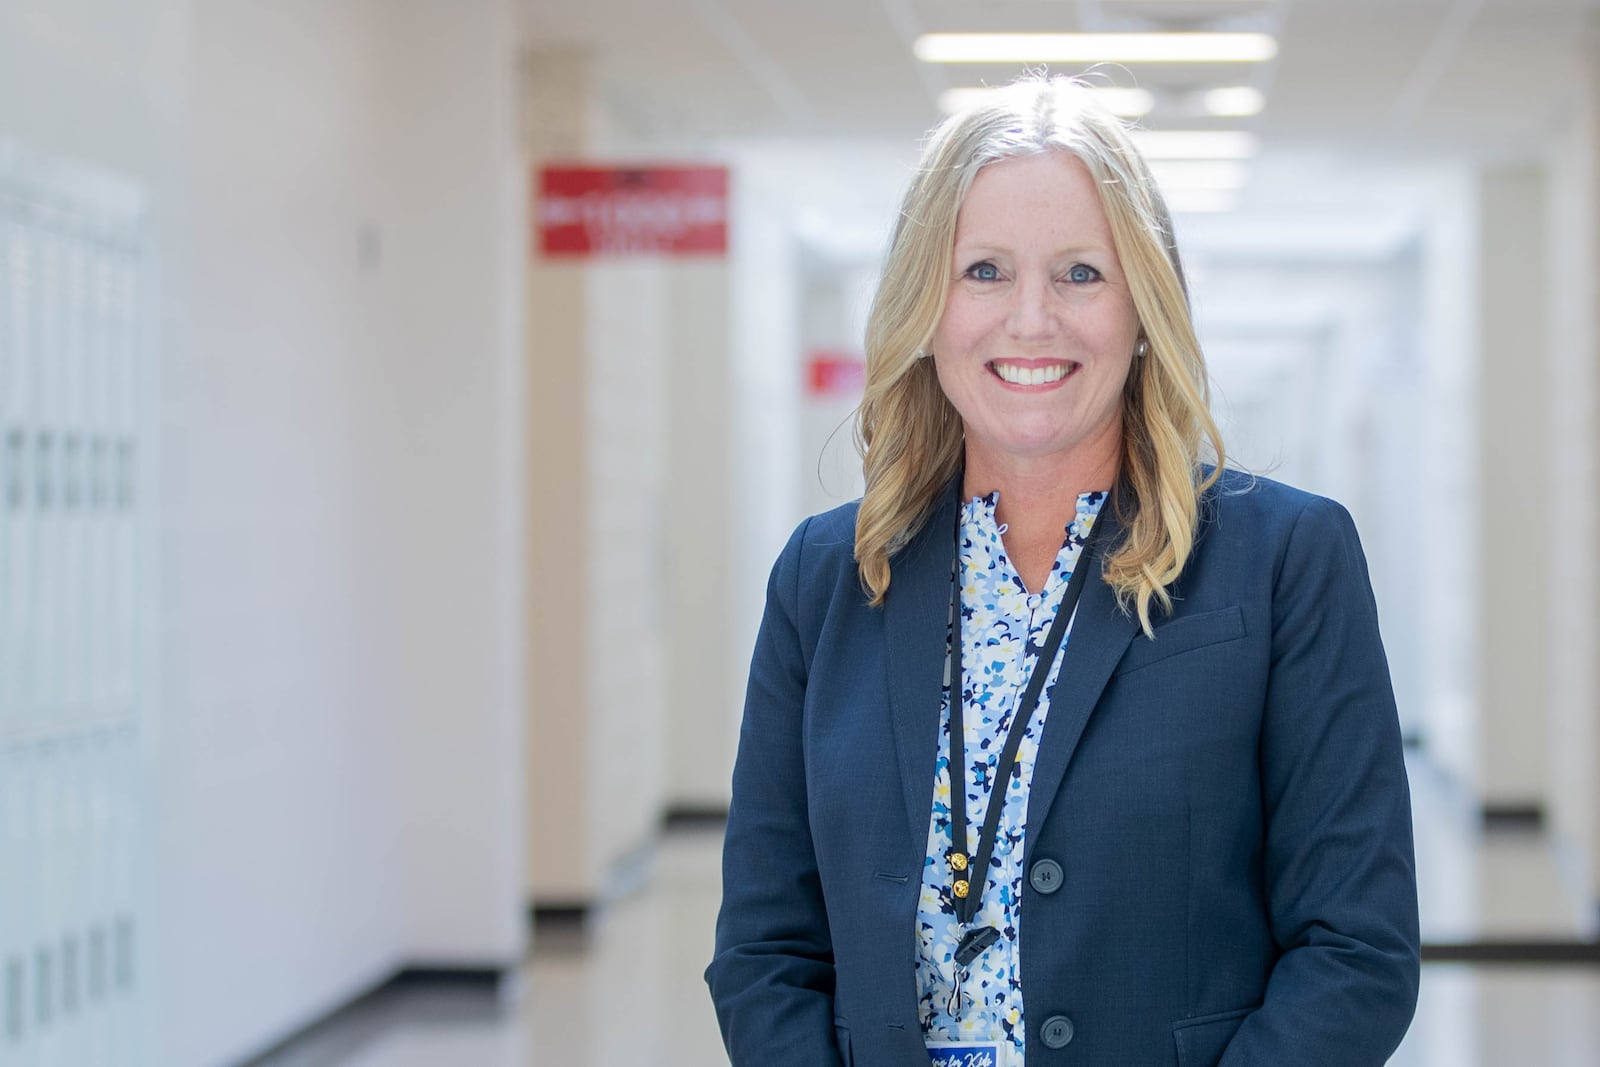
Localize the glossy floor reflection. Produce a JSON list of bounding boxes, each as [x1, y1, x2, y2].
[[258, 756, 1600, 1065]]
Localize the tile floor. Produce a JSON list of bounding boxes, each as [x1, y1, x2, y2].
[[259, 754, 1600, 1066]]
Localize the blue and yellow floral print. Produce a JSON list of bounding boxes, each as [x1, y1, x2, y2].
[[915, 489, 1107, 1059]]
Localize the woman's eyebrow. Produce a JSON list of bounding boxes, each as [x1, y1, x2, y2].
[[953, 241, 1111, 258]]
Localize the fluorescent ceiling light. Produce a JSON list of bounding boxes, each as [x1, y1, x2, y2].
[[1148, 160, 1250, 191], [1132, 130, 1259, 159], [1202, 86, 1266, 117], [913, 32, 1278, 65], [1162, 188, 1239, 214], [939, 85, 1155, 117]]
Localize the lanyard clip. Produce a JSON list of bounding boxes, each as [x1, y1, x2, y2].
[[954, 924, 1001, 968], [947, 925, 1001, 1018], [946, 962, 966, 1017]]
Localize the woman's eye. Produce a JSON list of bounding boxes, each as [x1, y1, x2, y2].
[[965, 262, 1001, 282], [1066, 264, 1101, 284]]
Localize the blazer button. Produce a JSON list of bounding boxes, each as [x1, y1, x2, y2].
[[1040, 1014, 1074, 1049], [1029, 858, 1063, 895]]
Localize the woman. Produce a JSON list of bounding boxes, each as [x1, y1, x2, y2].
[[707, 76, 1419, 1066]]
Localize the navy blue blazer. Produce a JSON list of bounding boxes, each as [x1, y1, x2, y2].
[[707, 470, 1420, 1065]]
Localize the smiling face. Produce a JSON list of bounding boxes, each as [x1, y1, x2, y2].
[[931, 149, 1140, 489]]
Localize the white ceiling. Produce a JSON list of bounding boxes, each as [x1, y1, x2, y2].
[[521, 0, 1600, 271], [521, 0, 1600, 159]]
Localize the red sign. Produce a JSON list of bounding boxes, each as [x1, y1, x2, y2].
[[537, 165, 728, 257], [806, 350, 866, 398]]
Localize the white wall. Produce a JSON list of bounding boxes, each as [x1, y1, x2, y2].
[[370, 0, 528, 967], [521, 56, 701, 900], [168, 0, 527, 1061], [584, 259, 669, 872], [796, 257, 874, 518], [523, 245, 732, 895], [519, 122, 834, 839], [721, 139, 910, 762], [568, 98, 752, 823], [1415, 172, 1482, 789], [1475, 166, 1549, 810], [1193, 249, 1430, 744], [3, 2, 528, 1065], [522, 48, 598, 904], [661, 263, 738, 811], [725, 146, 805, 782], [1545, 44, 1600, 914]]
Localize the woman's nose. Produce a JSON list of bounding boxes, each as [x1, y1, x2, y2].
[[1005, 273, 1057, 340]]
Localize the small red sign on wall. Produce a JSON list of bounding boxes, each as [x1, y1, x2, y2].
[[806, 350, 866, 398], [537, 165, 729, 257]]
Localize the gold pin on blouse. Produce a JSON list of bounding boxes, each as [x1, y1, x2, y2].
[[949, 853, 969, 872], [953, 879, 970, 899]]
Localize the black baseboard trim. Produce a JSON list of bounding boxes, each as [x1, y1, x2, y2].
[[1422, 940, 1600, 964], [530, 902, 591, 927], [664, 804, 730, 831], [1480, 803, 1545, 832], [530, 902, 595, 958], [388, 966, 503, 991], [234, 963, 512, 1066]]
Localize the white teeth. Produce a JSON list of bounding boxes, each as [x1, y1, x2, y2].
[[993, 362, 1070, 385]]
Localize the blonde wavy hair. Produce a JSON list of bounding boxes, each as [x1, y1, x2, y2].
[[854, 74, 1225, 634]]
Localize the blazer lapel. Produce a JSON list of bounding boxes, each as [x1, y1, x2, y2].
[[1025, 503, 1141, 830], [884, 486, 959, 859]]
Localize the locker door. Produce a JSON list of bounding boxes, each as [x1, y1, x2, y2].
[[0, 143, 152, 1067]]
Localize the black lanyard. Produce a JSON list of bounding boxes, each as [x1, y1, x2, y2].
[[944, 510, 1104, 930]]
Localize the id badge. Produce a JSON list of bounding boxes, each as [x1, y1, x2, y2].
[[926, 1038, 1009, 1067]]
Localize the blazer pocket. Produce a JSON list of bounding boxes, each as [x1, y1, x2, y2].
[[1172, 1005, 1255, 1066], [1113, 606, 1245, 677], [833, 1017, 852, 1067]]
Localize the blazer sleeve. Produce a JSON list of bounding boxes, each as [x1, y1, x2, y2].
[[705, 517, 845, 1067], [1221, 496, 1422, 1065]]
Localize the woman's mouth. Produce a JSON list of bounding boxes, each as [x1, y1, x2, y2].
[[989, 360, 1078, 386]]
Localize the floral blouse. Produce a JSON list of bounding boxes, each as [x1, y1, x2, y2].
[[915, 489, 1107, 1058]]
